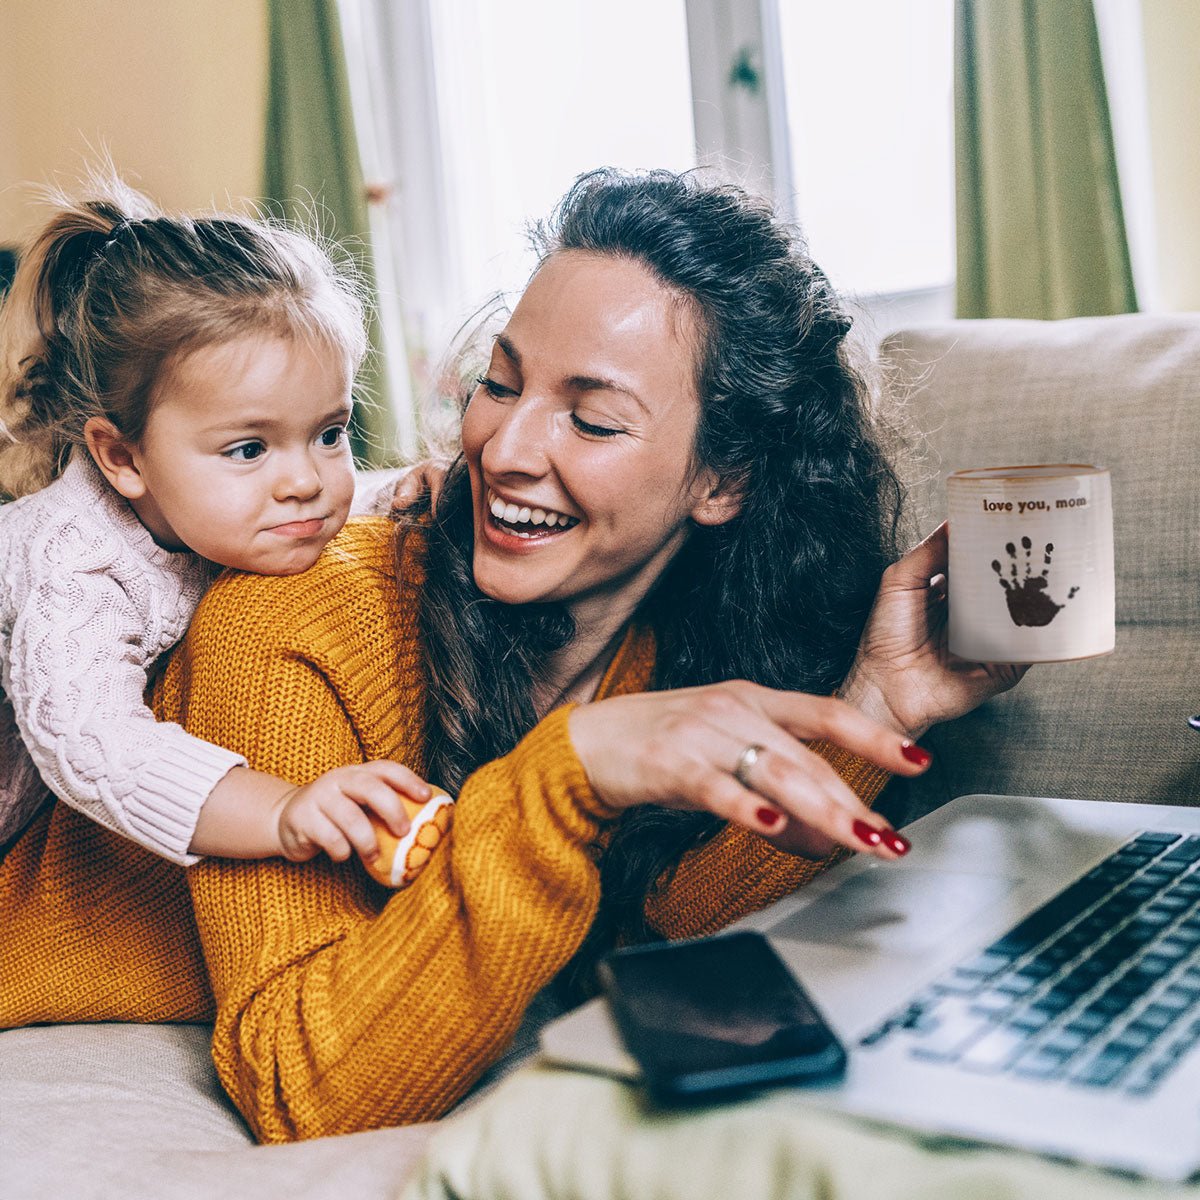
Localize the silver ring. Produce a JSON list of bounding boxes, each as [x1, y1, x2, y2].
[[733, 743, 765, 789]]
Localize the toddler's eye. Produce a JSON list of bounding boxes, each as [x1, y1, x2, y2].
[[318, 424, 347, 448], [224, 441, 266, 462]]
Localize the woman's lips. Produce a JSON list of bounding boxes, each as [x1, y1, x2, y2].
[[268, 518, 325, 538], [481, 507, 574, 553], [485, 488, 578, 530], [480, 487, 579, 553]]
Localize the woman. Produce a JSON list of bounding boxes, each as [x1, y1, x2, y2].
[[0, 170, 1020, 1143]]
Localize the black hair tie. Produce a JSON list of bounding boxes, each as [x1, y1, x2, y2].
[[104, 219, 135, 250]]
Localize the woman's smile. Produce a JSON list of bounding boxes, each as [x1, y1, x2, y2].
[[480, 491, 578, 554], [484, 487, 580, 546]]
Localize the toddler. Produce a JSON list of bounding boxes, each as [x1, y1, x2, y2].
[[0, 178, 451, 883]]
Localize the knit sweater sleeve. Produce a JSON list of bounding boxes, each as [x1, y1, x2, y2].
[[4, 563, 244, 865], [159, 527, 615, 1141], [644, 741, 892, 940]]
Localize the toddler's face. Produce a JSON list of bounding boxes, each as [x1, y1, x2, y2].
[[120, 334, 357, 574]]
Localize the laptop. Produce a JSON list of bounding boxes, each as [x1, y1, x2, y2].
[[540, 793, 1200, 1182]]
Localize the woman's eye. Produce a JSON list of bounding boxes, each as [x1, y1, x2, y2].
[[318, 425, 347, 448], [475, 374, 517, 400], [570, 413, 622, 439], [224, 441, 266, 462]]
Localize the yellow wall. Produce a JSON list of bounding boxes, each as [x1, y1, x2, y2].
[[1142, 0, 1200, 311], [0, 10, 22, 237], [0, 0, 267, 246]]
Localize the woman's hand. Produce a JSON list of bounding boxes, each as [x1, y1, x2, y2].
[[840, 523, 1028, 740], [568, 682, 933, 861], [389, 459, 450, 514]]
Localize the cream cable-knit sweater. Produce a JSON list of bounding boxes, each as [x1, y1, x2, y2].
[[0, 453, 245, 863], [0, 455, 403, 864]]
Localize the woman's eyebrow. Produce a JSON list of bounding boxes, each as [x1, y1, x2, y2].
[[494, 333, 521, 365], [564, 374, 648, 415], [495, 335, 646, 413]]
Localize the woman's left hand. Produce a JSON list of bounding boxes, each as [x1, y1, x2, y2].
[[390, 458, 450, 514], [840, 523, 1028, 740]]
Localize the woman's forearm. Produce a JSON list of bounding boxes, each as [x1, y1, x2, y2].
[[188, 707, 607, 1140]]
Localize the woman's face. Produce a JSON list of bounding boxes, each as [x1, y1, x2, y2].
[[461, 251, 736, 627]]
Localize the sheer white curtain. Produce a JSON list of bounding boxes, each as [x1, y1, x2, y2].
[[338, 0, 432, 456], [339, 0, 695, 421]]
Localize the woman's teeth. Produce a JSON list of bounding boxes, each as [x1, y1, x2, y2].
[[488, 491, 578, 535]]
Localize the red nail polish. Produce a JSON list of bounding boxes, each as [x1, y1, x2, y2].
[[756, 806, 781, 828], [852, 819, 883, 847], [882, 830, 911, 855], [900, 741, 932, 768]]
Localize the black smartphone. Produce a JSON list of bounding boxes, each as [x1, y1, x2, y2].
[[598, 931, 846, 1104]]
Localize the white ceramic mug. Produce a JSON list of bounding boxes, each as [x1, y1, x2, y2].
[[947, 465, 1115, 663]]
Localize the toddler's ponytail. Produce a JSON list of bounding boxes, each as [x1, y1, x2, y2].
[[0, 182, 151, 498]]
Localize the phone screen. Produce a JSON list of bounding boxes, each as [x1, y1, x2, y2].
[[600, 932, 845, 1100]]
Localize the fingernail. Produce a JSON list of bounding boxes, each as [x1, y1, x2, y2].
[[882, 830, 911, 856], [853, 819, 883, 848], [756, 806, 782, 828], [900, 741, 932, 768]]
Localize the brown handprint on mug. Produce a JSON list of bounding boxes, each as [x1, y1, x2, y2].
[[991, 536, 1080, 627]]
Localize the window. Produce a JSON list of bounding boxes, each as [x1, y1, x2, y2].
[[777, 1, 954, 300], [347, 0, 695, 379], [346, 0, 957, 425], [427, 0, 695, 321]]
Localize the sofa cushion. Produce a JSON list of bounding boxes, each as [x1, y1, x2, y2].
[[877, 315, 1200, 822], [0, 1023, 433, 1199]]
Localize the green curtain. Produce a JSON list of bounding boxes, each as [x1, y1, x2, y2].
[[955, 0, 1137, 319], [263, 0, 396, 465]]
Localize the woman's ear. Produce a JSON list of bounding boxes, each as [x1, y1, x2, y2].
[[690, 469, 744, 528], [84, 417, 148, 500]]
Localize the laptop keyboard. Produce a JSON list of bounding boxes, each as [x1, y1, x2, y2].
[[860, 831, 1200, 1096]]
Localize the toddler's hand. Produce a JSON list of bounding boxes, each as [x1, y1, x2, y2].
[[274, 761, 431, 864], [390, 458, 450, 514]]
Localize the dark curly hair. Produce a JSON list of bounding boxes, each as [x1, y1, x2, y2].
[[403, 168, 902, 946]]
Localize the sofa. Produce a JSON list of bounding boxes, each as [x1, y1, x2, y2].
[[3, 313, 1199, 1199]]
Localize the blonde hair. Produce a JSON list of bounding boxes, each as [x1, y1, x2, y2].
[[0, 174, 367, 498]]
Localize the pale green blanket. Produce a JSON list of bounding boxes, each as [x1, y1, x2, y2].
[[403, 1064, 1187, 1200]]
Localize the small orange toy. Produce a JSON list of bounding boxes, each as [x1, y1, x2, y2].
[[361, 786, 454, 888]]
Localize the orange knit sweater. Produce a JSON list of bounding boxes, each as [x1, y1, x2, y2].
[[0, 519, 889, 1141]]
